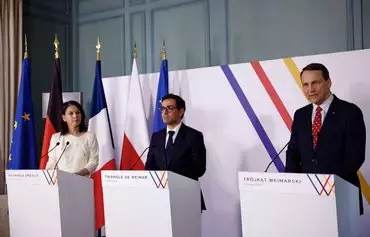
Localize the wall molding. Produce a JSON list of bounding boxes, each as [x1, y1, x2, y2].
[[149, 0, 210, 72], [130, 11, 146, 73], [79, 9, 125, 24], [130, 0, 145, 7], [24, 0, 68, 15], [78, 0, 124, 16], [73, 0, 368, 77], [24, 3, 72, 92]]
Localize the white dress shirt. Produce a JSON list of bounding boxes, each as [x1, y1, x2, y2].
[[45, 132, 99, 174], [312, 93, 334, 125]]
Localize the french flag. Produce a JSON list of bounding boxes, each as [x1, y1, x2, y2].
[[88, 59, 116, 230]]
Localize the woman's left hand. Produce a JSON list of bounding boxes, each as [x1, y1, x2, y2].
[[75, 168, 90, 176]]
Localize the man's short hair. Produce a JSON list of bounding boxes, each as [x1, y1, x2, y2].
[[300, 63, 330, 81], [161, 94, 186, 111]]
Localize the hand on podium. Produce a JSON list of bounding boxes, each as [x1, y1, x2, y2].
[[75, 168, 90, 176]]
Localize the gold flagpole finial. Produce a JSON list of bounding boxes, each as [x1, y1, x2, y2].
[[24, 34, 28, 59], [54, 34, 60, 59], [133, 42, 137, 59], [96, 37, 101, 61], [161, 39, 166, 60]]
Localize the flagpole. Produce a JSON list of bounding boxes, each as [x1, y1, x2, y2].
[[24, 34, 28, 59], [133, 42, 137, 59], [162, 39, 166, 60], [54, 34, 60, 59], [96, 37, 101, 61], [96, 36, 102, 237]]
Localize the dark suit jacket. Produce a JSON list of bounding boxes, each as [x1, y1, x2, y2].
[[145, 123, 207, 210], [285, 95, 366, 214]]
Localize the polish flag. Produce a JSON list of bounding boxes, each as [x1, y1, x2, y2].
[[120, 58, 149, 170]]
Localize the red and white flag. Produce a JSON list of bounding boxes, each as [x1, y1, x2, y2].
[[120, 58, 149, 170]]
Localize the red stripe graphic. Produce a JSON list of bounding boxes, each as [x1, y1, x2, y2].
[[250, 61, 293, 131]]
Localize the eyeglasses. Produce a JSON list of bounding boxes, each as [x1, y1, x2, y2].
[[159, 106, 177, 112]]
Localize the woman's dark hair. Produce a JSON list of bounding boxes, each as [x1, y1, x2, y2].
[[60, 100, 87, 135]]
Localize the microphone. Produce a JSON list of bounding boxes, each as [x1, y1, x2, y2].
[[53, 141, 70, 171], [40, 142, 60, 159], [264, 141, 290, 172], [129, 145, 155, 170]]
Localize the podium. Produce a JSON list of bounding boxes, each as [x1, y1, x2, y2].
[[238, 172, 359, 237], [6, 170, 95, 237], [102, 170, 201, 237]]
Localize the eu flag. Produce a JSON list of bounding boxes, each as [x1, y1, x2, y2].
[[153, 59, 169, 132], [8, 56, 37, 169]]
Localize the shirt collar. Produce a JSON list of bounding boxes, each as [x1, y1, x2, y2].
[[313, 93, 334, 113], [167, 121, 182, 135]]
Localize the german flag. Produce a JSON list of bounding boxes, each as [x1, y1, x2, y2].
[[39, 35, 63, 169]]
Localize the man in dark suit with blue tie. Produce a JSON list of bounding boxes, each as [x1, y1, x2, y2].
[[145, 94, 207, 211], [285, 63, 366, 214]]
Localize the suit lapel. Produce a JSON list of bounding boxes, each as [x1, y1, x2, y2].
[[316, 95, 339, 150], [157, 129, 167, 168], [321, 95, 338, 130], [304, 105, 314, 152], [168, 123, 187, 167]]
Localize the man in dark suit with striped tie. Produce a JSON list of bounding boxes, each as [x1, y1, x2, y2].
[[285, 63, 366, 214], [145, 94, 207, 211]]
